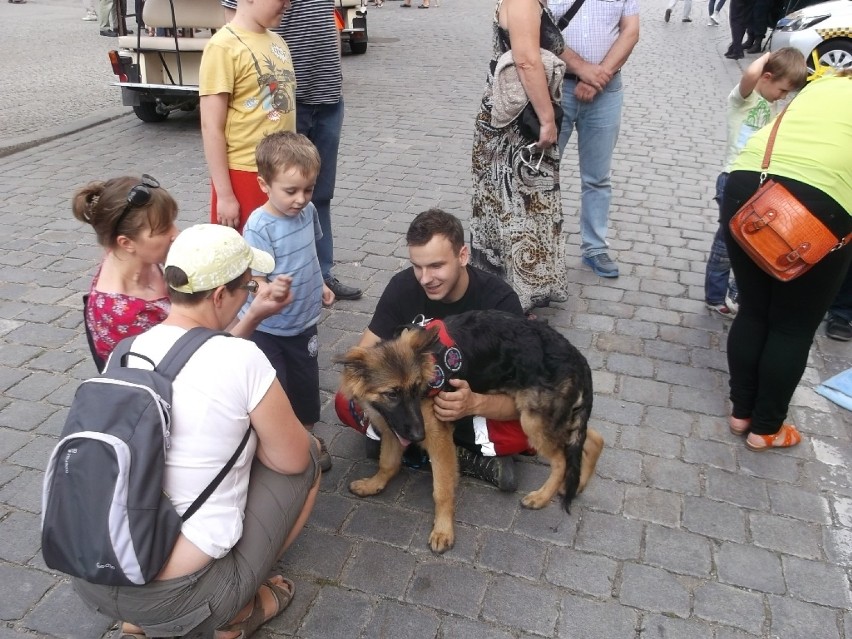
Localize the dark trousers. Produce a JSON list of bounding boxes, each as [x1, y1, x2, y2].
[[721, 171, 852, 435], [728, 0, 754, 54]]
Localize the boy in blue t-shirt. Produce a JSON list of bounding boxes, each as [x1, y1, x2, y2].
[[240, 131, 335, 470]]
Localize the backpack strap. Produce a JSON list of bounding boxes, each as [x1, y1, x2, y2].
[[182, 426, 252, 521], [156, 326, 229, 381]]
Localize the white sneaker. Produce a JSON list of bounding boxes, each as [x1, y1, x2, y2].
[[712, 10, 721, 23], [707, 17, 716, 25], [82, 10, 97, 20]]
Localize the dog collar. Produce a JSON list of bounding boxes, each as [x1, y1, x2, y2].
[[419, 318, 464, 397]]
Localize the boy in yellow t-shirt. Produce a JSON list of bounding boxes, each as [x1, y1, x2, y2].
[[199, 0, 297, 232]]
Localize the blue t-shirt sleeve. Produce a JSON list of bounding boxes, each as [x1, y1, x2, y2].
[[243, 218, 275, 276]]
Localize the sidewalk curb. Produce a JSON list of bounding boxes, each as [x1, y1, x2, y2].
[[0, 107, 131, 159]]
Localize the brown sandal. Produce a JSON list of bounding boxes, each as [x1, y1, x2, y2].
[[218, 577, 295, 638], [745, 423, 802, 451]]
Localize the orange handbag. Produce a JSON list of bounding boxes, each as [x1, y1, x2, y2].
[[728, 109, 852, 282]]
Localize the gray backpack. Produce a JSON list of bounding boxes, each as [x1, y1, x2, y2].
[[41, 327, 250, 586]]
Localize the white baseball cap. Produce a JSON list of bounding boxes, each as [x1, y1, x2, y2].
[[165, 224, 274, 293]]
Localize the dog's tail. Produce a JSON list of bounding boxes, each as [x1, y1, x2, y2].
[[559, 384, 593, 513]]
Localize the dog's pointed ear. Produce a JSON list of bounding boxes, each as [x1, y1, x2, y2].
[[402, 325, 439, 355], [334, 346, 373, 378]]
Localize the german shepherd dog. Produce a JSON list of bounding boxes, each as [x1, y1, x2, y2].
[[337, 310, 603, 553]]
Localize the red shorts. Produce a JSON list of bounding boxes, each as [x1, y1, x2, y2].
[[334, 391, 534, 456], [210, 169, 266, 234]]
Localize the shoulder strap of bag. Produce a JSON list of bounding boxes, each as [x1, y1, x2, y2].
[[557, 0, 587, 31], [182, 426, 252, 521], [760, 106, 788, 173]]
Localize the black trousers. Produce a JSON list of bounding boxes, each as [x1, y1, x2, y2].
[[728, 0, 754, 54], [721, 171, 852, 435]]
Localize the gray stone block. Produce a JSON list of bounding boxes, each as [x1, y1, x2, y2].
[[682, 438, 737, 471], [644, 456, 701, 496], [407, 562, 488, 618], [716, 542, 785, 593], [0, 564, 55, 622], [704, 467, 769, 510], [544, 547, 617, 598], [341, 541, 417, 598], [477, 529, 547, 580], [482, 574, 561, 636], [362, 599, 441, 639], [749, 512, 823, 560], [644, 524, 712, 577], [439, 615, 515, 639], [693, 581, 764, 634], [683, 497, 747, 543], [622, 486, 681, 528], [768, 483, 831, 524], [781, 555, 852, 609], [575, 511, 643, 560], [0, 401, 58, 432], [22, 581, 112, 639], [0, 469, 43, 513], [618, 563, 690, 617], [639, 614, 714, 639], [296, 585, 374, 639], [767, 594, 843, 639], [557, 594, 638, 639]]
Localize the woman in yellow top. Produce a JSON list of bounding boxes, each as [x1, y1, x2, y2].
[[721, 71, 852, 452]]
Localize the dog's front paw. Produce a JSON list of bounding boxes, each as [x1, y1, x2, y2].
[[521, 490, 552, 509], [428, 528, 455, 554], [349, 477, 386, 497]]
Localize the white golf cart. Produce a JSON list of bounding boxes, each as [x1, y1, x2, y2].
[[108, 0, 367, 123]]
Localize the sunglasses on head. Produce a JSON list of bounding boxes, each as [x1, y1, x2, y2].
[[113, 174, 160, 238]]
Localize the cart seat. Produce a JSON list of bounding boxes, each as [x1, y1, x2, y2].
[[117, 0, 225, 52]]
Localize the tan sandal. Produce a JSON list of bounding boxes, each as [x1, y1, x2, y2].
[[745, 423, 802, 452], [218, 577, 295, 638]]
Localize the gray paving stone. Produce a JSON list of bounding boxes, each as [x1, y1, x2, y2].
[[644, 406, 694, 437], [638, 614, 714, 639], [683, 496, 747, 543], [557, 594, 638, 639], [0, 510, 42, 564], [619, 423, 681, 459], [3, 371, 66, 401], [704, 467, 769, 510], [767, 483, 831, 525], [481, 574, 561, 636], [406, 562, 488, 619], [340, 541, 417, 598], [574, 511, 643, 561], [682, 438, 737, 471], [781, 555, 852, 609], [455, 483, 519, 531], [595, 446, 643, 485], [0, 563, 55, 622], [0, 401, 58, 432], [8, 436, 55, 472], [361, 599, 441, 639], [296, 585, 374, 639], [767, 595, 843, 639], [438, 616, 515, 639], [22, 581, 112, 639], [618, 563, 690, 618], [477, 529, 547, 581], [748, 512, 823, 561], [279, 529, 353, 580], [644, 524, 712, 578], [822, 526, 852, 567], [544, 547, 617, 598], [0, 469, 43, 514], [693, 581, 765, 635], [343, 501, 423, 549], [577, 476, 625, 516], [622, 486, 681, 528], [716, 542, 785, 594], [644, 456, 701, 496]]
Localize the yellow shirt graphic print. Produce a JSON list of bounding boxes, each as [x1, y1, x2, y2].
[[200, 25, 297, 171]]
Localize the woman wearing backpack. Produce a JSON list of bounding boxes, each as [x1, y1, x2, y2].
[[72, 224, 321, 639]]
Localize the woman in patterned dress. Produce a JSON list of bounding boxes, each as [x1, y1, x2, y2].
[[470, 0, 567, 314]]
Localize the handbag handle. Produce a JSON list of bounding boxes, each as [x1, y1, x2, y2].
[[759, 106, 788, 179]]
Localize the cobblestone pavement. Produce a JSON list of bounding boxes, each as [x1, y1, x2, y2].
[[1, 0, 851, 637]]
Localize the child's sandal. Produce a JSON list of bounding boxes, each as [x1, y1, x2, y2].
[[745, 423, 802, 452]]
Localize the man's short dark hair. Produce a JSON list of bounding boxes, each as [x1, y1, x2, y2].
[[406, 208, 465, 253]]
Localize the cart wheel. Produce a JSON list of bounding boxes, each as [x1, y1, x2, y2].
[[133, 102, 169, 123], [351, 41, 368, 55]]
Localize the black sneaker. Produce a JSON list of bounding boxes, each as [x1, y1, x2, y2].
[[324, 276, 362, 301], [316, 436, 333, 472], [826, 315, 852, 341], [664, 8, 671, 21], [456, 446, 517, 492]]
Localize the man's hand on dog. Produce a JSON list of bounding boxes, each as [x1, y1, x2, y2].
[[433, 379, 480, 421]]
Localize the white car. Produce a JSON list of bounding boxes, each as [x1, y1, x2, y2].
[[771, 0, 852, 75]]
